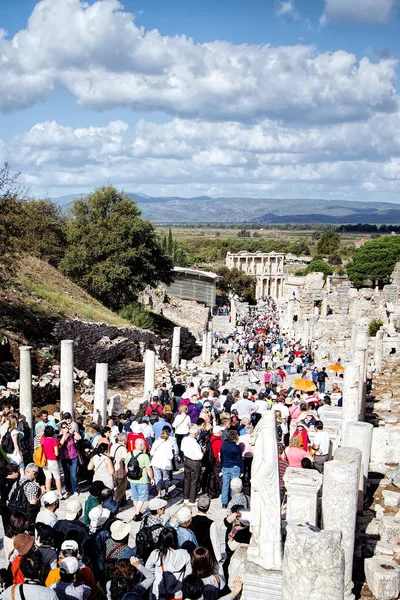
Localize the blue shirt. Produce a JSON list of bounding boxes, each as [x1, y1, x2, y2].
[[175, 526, 198, 548], [153, 419, 173, 440], [34, 419, 58, 435]]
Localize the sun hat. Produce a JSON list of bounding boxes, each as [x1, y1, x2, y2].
[[89, 505, 110, 529], [60, 556, 79, 575], [65, 497, 82, 520], [42, 491, 60, 505], [110, 519, 131, 541], [61, 540, 79, 552], [14, 534, 35, 556], [148, 498, 167, 511], [176, 507, 192, 525]]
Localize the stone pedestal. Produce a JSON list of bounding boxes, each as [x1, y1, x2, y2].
[[171, 327, 181, 369], [322, 461, 358, 599], [342, 421, 373, 514], [108, 394, 123, 417], [93, 363, 108, 426], [283, 524, 344, 600], [375, 329, 384, 374], [60, 339, 74, 417], [342, 362, 360, 426], [19, 346, 33, 446], [201, 332, 208, 364], [283, 467, 322, 527], [229, 546, 282, 600], [144, 349, 156, 401], [334, 446, 363, 513], [364, 556, 400, 600]]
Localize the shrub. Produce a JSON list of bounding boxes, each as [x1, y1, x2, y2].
[[120, 303, 154, 330], [368, 319, 384, 338]]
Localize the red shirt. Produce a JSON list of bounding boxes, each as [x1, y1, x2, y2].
[[126, 432, 150, 453], [145, 403, 163, 417], [11, 556, 24, 584], [209, 435, 223, 462], [41, 436, 59, 460]]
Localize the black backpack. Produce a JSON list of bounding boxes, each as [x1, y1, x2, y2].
[[1, 431, 15, 454], [127, 452, 144, 481], [136, 516, 164, 561], [8, 480, 30, 514], [160, 389, 170, 405], [202, 440, 216, 467], [149, 406, 160, 425], [317, 371, 325, 382]]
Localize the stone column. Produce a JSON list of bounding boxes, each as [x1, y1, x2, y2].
[[171, 327, 181, 369], [19, 346, 33, 446], [60, 339, 74, 417], [322, 461, 358, 600], [202, 332, 208, 364], [303, 318, 310, 346], [283, 467, 323, 527], [342, 421, 373, 514], [144, 349, 156, 402], [334, 446, 363, 514], [206, 330, 213, 365], [355, 331, 368, 420], [342, 362, 360, 427], [93, 363, 108, 426], [326, 275, 332, 294], [374, 328, 384, 374], [283, 524, 344, 600]]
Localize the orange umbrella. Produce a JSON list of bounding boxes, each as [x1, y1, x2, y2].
[[292, 378, 317, 392], [328, 364, 345, 373]]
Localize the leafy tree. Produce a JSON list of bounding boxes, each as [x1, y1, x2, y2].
[[303, 260, 333, 277], [120, 302, 154, 330], [0, 163, 25, 268], [215, 266, 256, 303], [19, 199, 67, 266], [287, 239, 311, 255], [167, 228, 173, 255], [368, 319, 384, 337], [316, 231, 340, 256], [237, 229, 251, 238], [347, 236, 400, 288], [253, 231, 261, 238], [328, 253, 342, 266], [60, 185, 173, 310]]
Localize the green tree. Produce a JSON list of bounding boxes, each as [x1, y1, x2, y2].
[[215, 266, 256, 303], [316, 231, 340, 256], [119, 302, 154, 330], [237, 229, 251, 238], [287, 239, 311, 255], [167, 228, 173, 255], [304, 260, 333, 277], [347, 236, 400, 288], [328, 253, 342, 266], [60, 185, 173, 310], [0, 163, 25, 269], [19, 199, 67, 266]]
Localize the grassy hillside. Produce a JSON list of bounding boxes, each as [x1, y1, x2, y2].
[[0, 255, 129, 344]]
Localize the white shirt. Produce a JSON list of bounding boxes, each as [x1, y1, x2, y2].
[[254, 399, 270, 414], [36, 508, 58, 528], [181, 435, 203, 461], [272, 403, 289, 420], [231, 399, 255, 419], [172, 414, 191, 435], [314, 430, 330, 455]]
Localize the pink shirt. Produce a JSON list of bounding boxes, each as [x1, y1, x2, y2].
[[285, 446, 309, 468], [41, 436, 59, 461], [264, 372, 271, 383]]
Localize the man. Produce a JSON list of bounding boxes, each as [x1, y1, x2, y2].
[[60, 412, 79, 433], [126, 438, 155, 521], [50, 557, 91, 600], [118, 413, 133, 433], [312, 421, 330, 473], [0, 554, 58, 600], [226, 478, 250, 515], [158, 383, 171, 406], [152, 413, 173, 440], [34, 410, 58, 435], [45, 540, 96, 597], [239, 425, 254, 483], [36, 491, 59, 528], [231, 392, 256, 420], [174, 507, 198, 551], [181, 425, 203, 506], [144, 396, 163, 424], [190, 495, 221, 562], [317, 367, 329, 393], [172, 377, 186, 407], [138, 497, 168, 545], [110, 432, 128, 503], [8, 462, 43, 524], [220, 417, 231, 442], [54, 497, 89, 548]]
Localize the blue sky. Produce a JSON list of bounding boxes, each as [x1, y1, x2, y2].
[[0, 0, 399, 201]]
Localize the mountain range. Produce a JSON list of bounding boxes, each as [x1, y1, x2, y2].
[[53, 193, 400, 224]]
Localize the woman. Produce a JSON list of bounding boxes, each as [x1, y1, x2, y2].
[[41, 425, 63, 496], [145, 528, 191, 600], [172, 406, 191, 455], [59, 421, 82, 496], [106, 556, 155, 600], [285, 436, 309, 468], [3, 512, 29, 565], [0, 463, 19, 534], [220, 430, 242, 509], [97, 427, 112, 452], [88, 442, 115, 490], [5, 417, 24, 475], [187, 396, 202, 424], [150, 431, 173, 499], [293, 423, 309, 451], [191, 547, 225, 594], [163, 404, 174, 425]]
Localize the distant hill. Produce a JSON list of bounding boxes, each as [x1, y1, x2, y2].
[[54, 193, 400, 224]]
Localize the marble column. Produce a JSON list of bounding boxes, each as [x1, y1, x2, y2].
[[283, 523, 344, 600], [286, 301, 293, 331], [322, 461, 358, 600], [342, 362, 360, 427], [206, 330, 213, 365], [171, 327, 181, 369], [349, 323, 358, 359], [93, 363, 108, 426], [334, 446, 363, 514], [144, 349, 156, 401], [303, 318, 310, 347], [342, 421, 373, 514], [19, 346, 33, 445], [283, 467, 323, 527], [374, 328, 384, 374], [326, 275, 332, 294], [60, 339, 74, 417], [202, 332, 208, 364], [355, 330, 368, 420]]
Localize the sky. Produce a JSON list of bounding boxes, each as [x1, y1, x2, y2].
[[0, 0, 399, 202]]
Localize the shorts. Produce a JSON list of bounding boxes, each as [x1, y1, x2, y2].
[[8, 454, 24, 469], [43, 459, 61, 480], [130, 482, 149, 502]]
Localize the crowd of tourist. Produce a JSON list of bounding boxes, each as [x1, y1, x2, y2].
[[0, 299, 341, 600]]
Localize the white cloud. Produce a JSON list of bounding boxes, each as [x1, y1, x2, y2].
[[0, 0, 397, 124], [276, 1, 297, 18], [321, 0, 397, 25]]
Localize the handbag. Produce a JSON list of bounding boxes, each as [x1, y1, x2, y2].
[[160, 559, 186, 600]]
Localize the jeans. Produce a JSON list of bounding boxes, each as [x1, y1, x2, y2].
[[221, 465, 241, 505], [318, 381, 326, 393], [61, 457, 79, 493]]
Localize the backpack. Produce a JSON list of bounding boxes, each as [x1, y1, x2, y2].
[[203, 440, 216, 467], [33, 444, 47, 468], [149, 406, 160, 425], [127, 452, 144, 481], [1, 431, 15, 454], [317, 372, 325, 382], [8, 480, 30, 514], [160, 389, 170, 405], [136, 516, 164, 562]]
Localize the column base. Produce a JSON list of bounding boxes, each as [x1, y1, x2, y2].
[[229, 546, 282, 600]]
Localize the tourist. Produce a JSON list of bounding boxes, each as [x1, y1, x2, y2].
[[316, 367, 329, 393], [187, 396, 202, 424], [138, 497, 167, 546], [34, 523, 58, 580], [191, 547, 225, 594], [140, 416, 155, 447], [118, 413, 133, 433], [106, 555, 155, 600], [181, 425, 203, 506], [54, 497, 89, 548], [41, 425, 63, 497], [190, 495, 222, 563], [3, 416, 24, 475], [220, 431, 243, 509], [127, 422, 149, 452], [145, 397, 163, 425], [126, 438, 155, 522], [36, 491, 59, 528], [10, 533, 35, 583], [45, 539, 96, 595], [1, 554, 58, 600], [239, 425, 254, 483], [150, 430, 174, 499], [3, 513, 30, 565], [58, 419, 82, 497], [172, 406, 191, 454], [87, 442, 115, 490], [230, 392, 255, 420], [34, 410, 58, 436], [105, 521, 133, 562], [207, 426, 223, 499], [285, 436, 310, 468], [0, 464, 20, 534], [174, 507, 198, 552], [8, 463, 43, 525], [50, 556, 92, 600], [278, 443, 289, 502], [152, 413, 173, 439], [293, 423, 309, 451], [226, 478, 250, 514], [172, 377, 186, 407], [311, 420, 330, 473]]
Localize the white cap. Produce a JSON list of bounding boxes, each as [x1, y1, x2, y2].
[[60, 556, 79, 575], [61, 540, 79, 552], [42, 491, 59, 505], [148, 498, 168, 511], [65, 497, 82, 521]]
